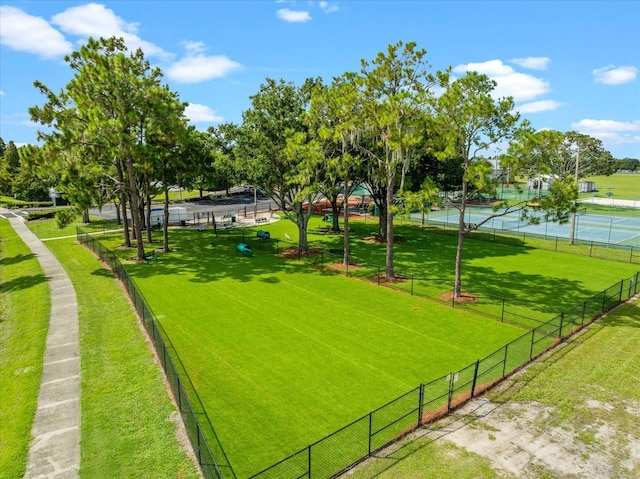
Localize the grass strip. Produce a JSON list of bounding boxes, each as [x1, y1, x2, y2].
[[0, 219, 50, 479], [38, 229, 200, 478]]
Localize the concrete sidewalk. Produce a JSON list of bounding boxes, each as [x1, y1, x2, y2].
[[7, 216, 80, 479]]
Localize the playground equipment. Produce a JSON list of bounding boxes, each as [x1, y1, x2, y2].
[[236, 243, 252, 256], [257, 230, 270, 240]]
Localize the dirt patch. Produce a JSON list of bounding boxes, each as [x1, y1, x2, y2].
[[330, 262, 361, 271], [280, 247, 323, 259], [362, 235, 405, 244], [439, 291, 479, 303], [373, 273, 407, 284]]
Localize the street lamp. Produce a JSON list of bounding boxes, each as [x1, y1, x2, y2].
[[569, 145, 580, 244]]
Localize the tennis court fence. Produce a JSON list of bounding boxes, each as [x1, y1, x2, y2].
[[76, 226, 639, 479], [411, 216, 640, 264]]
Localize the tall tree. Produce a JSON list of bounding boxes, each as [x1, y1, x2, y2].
[[351, 41, 447, 279], [30, 37, 186, 260], [238, 77, 321, 252], [432, 71, 525, 298]]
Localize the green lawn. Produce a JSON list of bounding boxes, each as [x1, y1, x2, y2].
[[583, 173, 640, 200], [1, 217, 200, 479], [41, 237, 200, 479], [98, 216, 638, 477], [346, 297, 640, 478], [0, 219, 50, 479]]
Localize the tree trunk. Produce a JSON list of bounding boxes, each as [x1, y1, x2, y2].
[[114, 199, 122, 225], [377, 202, 387, 241], [145, 191, 152, 243], [82, 208, 90, 223], [163, 185, 170, 252], [343, 177, 350, 267], [385, 173, 395, 280], [331, 201, 341, 232], [120, 191, 130, 247], [124, 154, 145, 260]]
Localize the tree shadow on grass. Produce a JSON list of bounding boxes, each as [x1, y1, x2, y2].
[[0, 253, 36, 267], [0, 273, 47, 292]]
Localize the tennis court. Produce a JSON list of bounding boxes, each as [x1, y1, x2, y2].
[[420, 207, 640, 247]]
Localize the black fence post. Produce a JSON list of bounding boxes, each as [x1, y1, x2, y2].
[[502, 344, 509, 377], [368, 413, 373, 455], [590, 242, 593, 257], [447, 373, 454, 412], [558, 313, 564, 338], [601, 291, 607, 312], [619, 279, 624, 302], [307, 445, 312, 479], [418, 384, 424, 426], [470, 360, 480, 398], [630, 246, 634, 264], [501, 298, 506, 322], [581, 301, 587, 325]]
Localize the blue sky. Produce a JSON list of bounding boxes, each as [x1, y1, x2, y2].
[[1, 0, 639, 159]]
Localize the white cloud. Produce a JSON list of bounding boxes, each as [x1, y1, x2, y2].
[[572, 118, 640, 145], [277, 8, 312, 22], [517, 100, 563, 114], [51, 3, 170, 60], [0, 6, 72, 58], [0, 90, 5, 96], [319, 2, 339, 13], [453, 59, 550, 102], [510, 57, 550, 70], [593, 65, 637, 85], [182, 41, 206, 55], [184, 103, 223, 123], [167, 54, 242, 83]]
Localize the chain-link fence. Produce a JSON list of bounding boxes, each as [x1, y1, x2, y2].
[[76, 227, 638, 479], [76, 228, 236, 479], [415, 216, 640, 264], [249, 270, 639, 479]]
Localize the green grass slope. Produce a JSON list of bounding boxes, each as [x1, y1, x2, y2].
[[0, 219, 50, 479]]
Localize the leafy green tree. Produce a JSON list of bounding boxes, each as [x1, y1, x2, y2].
[[238, 77, 321, 252], [432, 71, 525, 298], [546, 131, 616, 179], [30, 37, 186, 260], [615, 158, 639, 172], [350, 41, 448, 279], [4, 141, 20, 174]]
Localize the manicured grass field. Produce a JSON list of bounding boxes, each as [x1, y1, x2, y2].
[[0, 219, 50, 479], [583, 173, 640, 200], [346, 297, 640, 478], [100, 215, 639, 477]]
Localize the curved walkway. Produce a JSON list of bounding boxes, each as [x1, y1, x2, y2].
[[7, 215, 80, 479]]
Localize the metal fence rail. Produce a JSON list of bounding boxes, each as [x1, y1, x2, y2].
[[76, 228, 235, 479], [77, 227, 638, 479], [248, 269, 638, 479]]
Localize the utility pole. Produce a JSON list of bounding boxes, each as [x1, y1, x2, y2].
[[569, 146, 580, 244]]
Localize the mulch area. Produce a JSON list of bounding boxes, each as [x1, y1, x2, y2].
[[362, 235, 405, 244], [280, 247, 324, 259], [439, 291, 479, 303]]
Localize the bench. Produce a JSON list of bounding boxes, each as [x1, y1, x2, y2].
[[255, 217, 269, 225], [219, 215, 233, 227]]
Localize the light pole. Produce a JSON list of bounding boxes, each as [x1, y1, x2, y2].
[[569, 145, 580, 244]]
